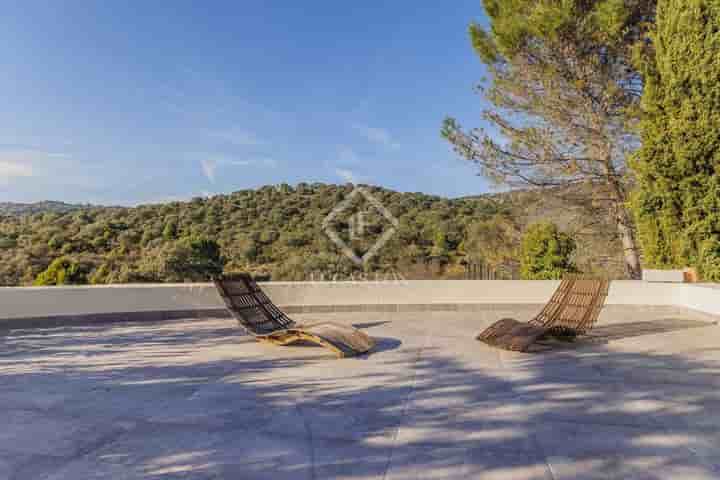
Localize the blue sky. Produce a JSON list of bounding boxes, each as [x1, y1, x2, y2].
[[0, 1, 493, 205]]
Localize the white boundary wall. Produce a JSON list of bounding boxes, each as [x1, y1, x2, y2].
[[0, 281, 718, 322]]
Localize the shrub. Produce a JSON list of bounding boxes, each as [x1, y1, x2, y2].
[[520, 222, 577, 280], [157, 236, 225, 282], [47, 235, 64, 250], [0, 236, 17, 249], [89, 263, 111, 284], [34, 257, 89, 286], [162, 220, 178, 240], [699, 237, 720, 282]]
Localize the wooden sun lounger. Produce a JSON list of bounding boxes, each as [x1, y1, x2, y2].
[[477, 276, 610, 352], [214, 273, 375, 358]]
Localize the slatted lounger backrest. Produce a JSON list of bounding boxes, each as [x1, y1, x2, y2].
[[530, 277, 577, 328], [571, 278, 610, 334], [214, 273, 296, 335], [531, 276, 610, 334]]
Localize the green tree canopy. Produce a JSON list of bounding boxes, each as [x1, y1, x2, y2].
[[631, 0, 720, 281], [464, 213, 520, 269], [520, 222, 577, 280], [162, 219, 178, 240], [160, 236, 225, 282], [443, 0, 655, 279], [34, 257, 89, 286]]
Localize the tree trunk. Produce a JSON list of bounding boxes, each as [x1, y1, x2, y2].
[[604, 154, 643, 280], [616, 207, 643, 280]]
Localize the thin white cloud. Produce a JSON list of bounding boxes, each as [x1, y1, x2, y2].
[[225, 157, 277, 168], [335, 168, 357, 183], [0, 150, 46, 183], [352, 123, 400, 149], [0, 148, 95, 188], [0, 160, 34, 180], [200, 158, 218, 183], [207, 127, 262, 146], [331, 147, 368, 183], [200, 156, 278, 183]]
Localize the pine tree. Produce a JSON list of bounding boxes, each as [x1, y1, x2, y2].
[[443, 0, 655, 279], [631, 0, 720, 280]]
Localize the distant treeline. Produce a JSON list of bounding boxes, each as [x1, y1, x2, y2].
[[0, 183, 627, 286]]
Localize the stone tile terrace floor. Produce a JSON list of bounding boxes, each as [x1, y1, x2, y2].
[[2, 305, 720, 479]]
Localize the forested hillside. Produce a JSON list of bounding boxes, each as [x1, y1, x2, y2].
[[0, 201, 88, 216], [0, 183, 627, 286]]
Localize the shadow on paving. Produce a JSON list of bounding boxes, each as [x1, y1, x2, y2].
[[1, 315, 719, 479], [526, 318, 715, 352]]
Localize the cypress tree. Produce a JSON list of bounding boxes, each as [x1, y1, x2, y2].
[[631, 0, 720, 280]]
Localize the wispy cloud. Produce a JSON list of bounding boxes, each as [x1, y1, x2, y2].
[[200, 156, 278, 183], [0, 149, 66, 183], [0, 160, 34, 181], [207, 127, 263, 146], [0, 148, 95, 188], [335, 168, 358, 183], [352, 123, 399, 149], [224, 157, 277, 169], [330, 147, 367, 184], [200, 158, 218, 183]]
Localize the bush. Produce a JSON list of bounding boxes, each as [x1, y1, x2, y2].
[[157, 236, 225, 282], [0, 236, 17, 249], [89, 263, 111, 284], [520, 222, 577, 280], [34, 257, 89, 286], [699, 237, 720, 282], [47, 235, 64, 250], [162, 220, 178, 240]]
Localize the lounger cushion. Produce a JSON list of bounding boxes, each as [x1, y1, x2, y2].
[[299, 322, 375, 357], [263, 321, 375, 358], [476, 318, 548, 352]]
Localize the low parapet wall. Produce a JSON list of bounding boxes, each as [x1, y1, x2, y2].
[[0, 280, 717, 329]]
